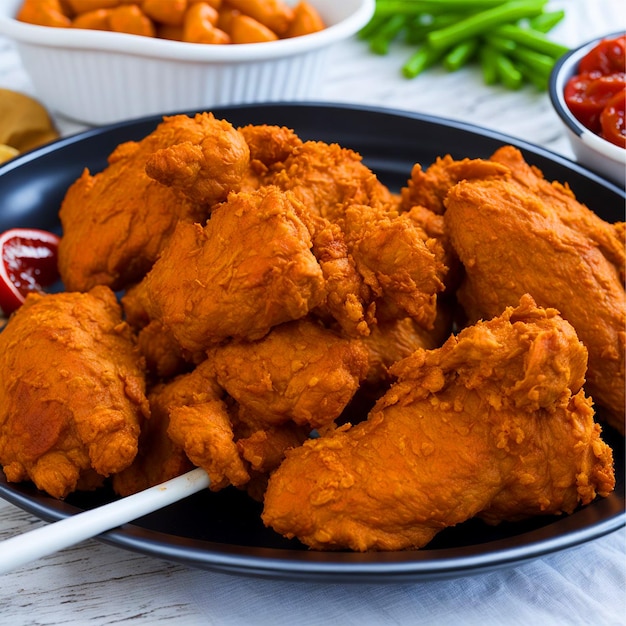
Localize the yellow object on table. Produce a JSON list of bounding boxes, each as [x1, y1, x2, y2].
[[0, 88, 59, 162]]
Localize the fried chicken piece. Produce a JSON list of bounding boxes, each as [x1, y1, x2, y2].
[[342, 204, 447, 329], [113, 359, 221, 496], [168, 400, 250, 490], [237, 421, 310, 475], [208, 318, 369, 430], [262, 295, 615, 551], [141, 186, 326, 352], [0, 287, 149, 499], [301, 213, 373, 337], [136, 320, 203, 380], [237, 124, 303, 191], [444, 147, 625, 432], [145, 114, 249, 206], [269, 140, 397, 221], [399, 155, 509, 214], [359, 306, 452, 387], [58, 113, 248, 291]]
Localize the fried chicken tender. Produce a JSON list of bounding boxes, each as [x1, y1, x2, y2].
[[262, 295, 615, 551], [141, 186, 326, 352], [207, 318, 369, 430], [400, 155, 509, 214], [113, 359, 221, 496], [269, 140, 397, 221], [342, 204, 447, 329], [58, 113, 248, 291], [0, 287, 149, 499], [445, 147, 625, 432], [168, 400, 250, 490], [359, 306, 452, 387], [145, 114, 249, 206]]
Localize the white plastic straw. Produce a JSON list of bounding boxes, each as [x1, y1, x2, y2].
[[0, 467, 210, 575]]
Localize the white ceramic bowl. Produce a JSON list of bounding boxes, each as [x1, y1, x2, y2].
[[549, 33, 626, 187], [0, 0, 374, 126]]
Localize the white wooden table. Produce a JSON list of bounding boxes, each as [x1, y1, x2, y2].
[[1, 2, 625, 624]]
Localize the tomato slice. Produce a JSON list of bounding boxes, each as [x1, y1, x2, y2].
[[0, 228, 61, 316], [564, 73, 626, 133], [578, 35, 626, 75], [601, 90, 626, 148]]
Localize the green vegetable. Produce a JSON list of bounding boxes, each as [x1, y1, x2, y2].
[[528, 10, 565, 33], [359, 0, 570, 91], [494, 52, 524, 89], [444, 39, 480, 72], [426, 0, 548, 51], [480, 45, 500, 85], [369, 14, 408, 55], [493, 23, 570, 57], [402, 44, 443, 78]]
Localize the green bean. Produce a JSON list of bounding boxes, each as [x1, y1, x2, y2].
[[484, 34, 517, 53], [358, 14, 387, 40], [404, 13, 462, 45], [444, 39, 480, 72], [369, 14, 407, 55], [509, 46, 555, 78], [427, 0, 548, 51], [516, 61, 549, 90], [528, 10, 565, 33], [494, 53, 523, 89], [373, 0, 512, 17], [480, 44, 500, 85], [402, 44, 444, 78], [493, 23, 569, 57]]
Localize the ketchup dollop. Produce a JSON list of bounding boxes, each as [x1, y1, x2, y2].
[[564, 35, 626, 148], [0, 228, 60, 316]]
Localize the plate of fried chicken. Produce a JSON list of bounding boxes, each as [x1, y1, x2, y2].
[[0, 103, 623, 582]]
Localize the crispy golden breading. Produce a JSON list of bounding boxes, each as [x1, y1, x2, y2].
[[207, 318, 369, 430], [445, 147, 625, 433], [141, 186, 326, 351], [0, 287, 149, 499], [262, 296, 615, 551], [58, 113, 249, 291]]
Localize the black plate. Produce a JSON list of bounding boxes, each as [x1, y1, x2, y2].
[[1, 103, 624, 582]]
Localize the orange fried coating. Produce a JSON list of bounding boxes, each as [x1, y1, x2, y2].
[[400, 155, 509, 215], [207, 318, 369, 430], [168, 400, 250, 490], [342, 204, 447, 330], [0, 287, 149, 499], [58, 113, 249, 292], [262, 295, 615, 551], [141, 186, 326, 352], [108, 4, 156, 37], [17, 0, 72, 27], [144, 113, 249, 206], [284, 1, 325, 38], [358, 307, 452, 387], [269, 140, 397, 222], [225, 0, 294, 36], [113, 359, 220, 495], [445, 146, 625, 432]]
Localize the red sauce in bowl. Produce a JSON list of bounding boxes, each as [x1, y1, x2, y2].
[[564, 35, 625, 148]]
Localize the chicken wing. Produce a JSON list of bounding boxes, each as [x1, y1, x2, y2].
[[262, 295, 614, 551], [0, 287, 149, 499]]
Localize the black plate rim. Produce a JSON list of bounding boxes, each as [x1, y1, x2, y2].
[[0, 102, 624, 582]]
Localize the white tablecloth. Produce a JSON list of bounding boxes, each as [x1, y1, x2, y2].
[[1, 1, 625, 624]]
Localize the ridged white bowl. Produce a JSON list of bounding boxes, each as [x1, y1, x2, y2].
[[0, 0, 374, 125]]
